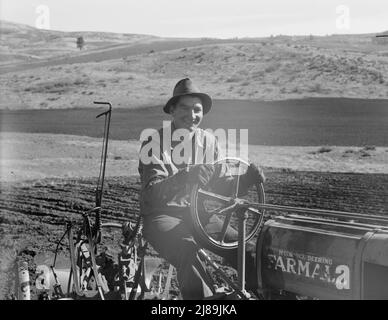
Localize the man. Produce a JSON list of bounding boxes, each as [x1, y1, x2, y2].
[[138, 78, 265, 299]]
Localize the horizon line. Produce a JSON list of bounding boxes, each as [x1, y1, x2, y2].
[[1, 18, 387, 40]]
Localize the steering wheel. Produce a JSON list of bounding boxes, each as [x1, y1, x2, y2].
[[189, 157, 265, 251]]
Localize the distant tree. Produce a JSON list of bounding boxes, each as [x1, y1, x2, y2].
[[76, 36, 85, 50]]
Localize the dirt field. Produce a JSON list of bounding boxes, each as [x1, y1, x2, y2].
[[1, 97, 388, 146], [2, 132, 388, 183], [1, 171, 387, 299]]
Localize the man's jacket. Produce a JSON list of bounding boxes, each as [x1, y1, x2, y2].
[[138, 124, 226, 216]]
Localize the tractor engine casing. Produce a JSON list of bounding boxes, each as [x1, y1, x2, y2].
[[256, 214, 388, 299]]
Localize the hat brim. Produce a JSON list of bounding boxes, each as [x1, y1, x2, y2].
[[163, 93, 212, 115]]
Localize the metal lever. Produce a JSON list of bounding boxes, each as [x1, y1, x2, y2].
[[94, 101, 112, 118]]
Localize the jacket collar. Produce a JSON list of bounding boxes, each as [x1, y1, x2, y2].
[[169, 122, 204, 149]]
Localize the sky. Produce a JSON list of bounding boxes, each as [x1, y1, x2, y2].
[[0, 0, 387, 38]]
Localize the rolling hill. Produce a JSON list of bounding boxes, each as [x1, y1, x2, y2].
[[1, 20, 388, 110]]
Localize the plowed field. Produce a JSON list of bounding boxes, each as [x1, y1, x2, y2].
[[1, 170, 387, 299]]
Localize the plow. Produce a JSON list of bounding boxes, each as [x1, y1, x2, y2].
[[14, 103, 388, 300]]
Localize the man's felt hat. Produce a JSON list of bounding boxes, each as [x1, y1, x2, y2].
[[163, 78, 212, 114]]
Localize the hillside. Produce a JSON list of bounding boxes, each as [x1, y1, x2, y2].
[[0, 20, 160, 66], [1, 21, 388, 110]]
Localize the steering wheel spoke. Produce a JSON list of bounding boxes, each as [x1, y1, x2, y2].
[[198, 188, 233, 203], [190, 157, 266, 251], [218, 212, 233, 243]]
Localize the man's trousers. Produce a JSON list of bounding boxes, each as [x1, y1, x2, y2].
[[143, 210, 258, 300]]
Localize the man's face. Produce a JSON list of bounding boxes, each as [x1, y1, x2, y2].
[[170, 95, 203, 132]]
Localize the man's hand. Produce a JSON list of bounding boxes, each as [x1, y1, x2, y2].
[[246, 163, 265, 184], [187, 164, 216, 187], [247, 163, 265, 183]]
